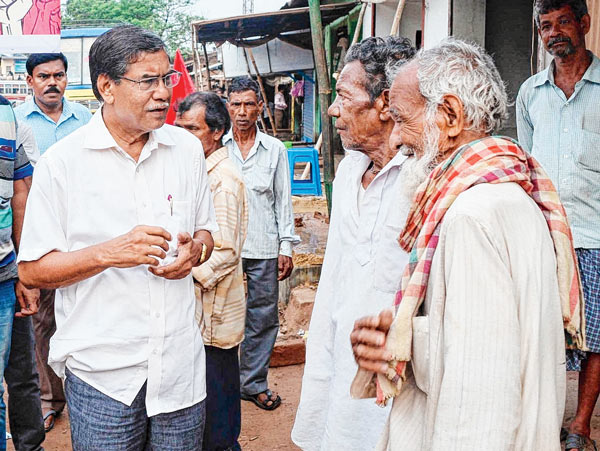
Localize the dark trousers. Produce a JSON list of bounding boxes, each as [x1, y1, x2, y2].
[[239, 258, 279, 396], [203, 345, 241, 451], [32, 289, 65, 414], [5, 310, 45, 450]]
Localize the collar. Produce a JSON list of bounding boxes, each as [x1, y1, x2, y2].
[[22, 97, 82, 120], [534, 51, 600, 87], [351, 147, 407, 176], [223, 125, 267, 149], [83, 107, 176, 151], [205, 146, 229, 172]]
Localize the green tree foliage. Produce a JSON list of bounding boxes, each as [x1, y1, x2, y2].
[[62, 0, 202, 55]]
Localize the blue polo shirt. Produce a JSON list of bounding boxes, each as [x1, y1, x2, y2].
[[14, 97, 92, 155]]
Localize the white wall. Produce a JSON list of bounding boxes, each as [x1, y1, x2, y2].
[[222, 39, 314, 78], [363, 0, 422, 44], [423, 0, 450, 48]]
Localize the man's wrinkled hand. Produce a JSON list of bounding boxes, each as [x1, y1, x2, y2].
[[278, 255, 293, 281], [149, 232, 203, 280], [102, 225, 171, 269], [350, 309, 395, 374], [15, 280, 40, 317]]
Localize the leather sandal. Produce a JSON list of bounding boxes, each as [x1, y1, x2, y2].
[[43, 410, 58, 432], [565, 433, 598, 451], [241, 389, 281, 411]]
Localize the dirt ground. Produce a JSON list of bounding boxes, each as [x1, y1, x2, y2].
[[6, 366, 600, 450], [7, 364, 304, 451]]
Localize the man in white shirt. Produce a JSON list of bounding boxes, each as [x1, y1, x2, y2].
[[351, 39, 580, 450], [291, 36, 415, 451], [223, 76, 298, 410], [17, 26, 217, 449], [274, 86, 287, 130]]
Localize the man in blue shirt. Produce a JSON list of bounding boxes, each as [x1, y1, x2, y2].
[[516, 1, 600, 450], [15, 53, 91, 433], [15, 53, 91, 155]]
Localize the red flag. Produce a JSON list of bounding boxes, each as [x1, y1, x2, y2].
[[166, 49, 196, 125]]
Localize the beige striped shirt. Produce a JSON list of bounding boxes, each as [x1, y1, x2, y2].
[[193, 146, 248, 349]]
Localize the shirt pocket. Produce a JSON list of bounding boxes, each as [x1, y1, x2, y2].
[[411, 315, 430, 394], [171, 200, 193, 235], [374, 223, 406, 293], [249, 165, 274, 193], [576, 130, 600, 175]]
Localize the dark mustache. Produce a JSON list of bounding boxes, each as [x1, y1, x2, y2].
[[548, 36, 572, 47], [44, 87, 60, 94]]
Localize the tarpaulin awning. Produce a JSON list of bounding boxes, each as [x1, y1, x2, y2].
[[192, 2, 358, 48]]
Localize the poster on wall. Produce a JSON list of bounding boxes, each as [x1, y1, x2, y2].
[[0, 0, 61, 53]]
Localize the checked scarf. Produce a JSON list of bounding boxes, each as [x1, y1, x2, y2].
[[354, 136, 586, 407]]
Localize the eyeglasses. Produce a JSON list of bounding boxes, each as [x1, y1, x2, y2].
[[118, 71, 181, 91]]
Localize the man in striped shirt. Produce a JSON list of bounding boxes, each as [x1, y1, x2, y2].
[[176, 92, 248, 451], [0, 95, 37, 451], [517, 1, 600, 450]]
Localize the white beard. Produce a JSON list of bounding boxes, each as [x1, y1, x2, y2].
[[398, 115, 441, 204]]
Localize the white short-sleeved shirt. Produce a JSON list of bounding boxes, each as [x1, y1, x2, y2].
[[18, 110, 218, 416]]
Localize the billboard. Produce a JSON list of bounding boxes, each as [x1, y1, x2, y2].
[[0, 0, 61, 53]]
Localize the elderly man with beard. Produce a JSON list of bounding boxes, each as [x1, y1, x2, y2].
[[350, 38, 585, 450], [516, 1, 600, 449], [291, 36, 415, 451], [17, 26, 217, 449]]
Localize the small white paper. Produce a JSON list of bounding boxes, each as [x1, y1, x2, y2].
[[160, 215, 183, 266]]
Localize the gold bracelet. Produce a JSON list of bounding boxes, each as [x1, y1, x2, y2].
[[200, 243, 207, 263]]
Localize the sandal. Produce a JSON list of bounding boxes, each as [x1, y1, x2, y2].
[[43, 410, 58, 432], [565, 433, 598, 451], [241, 389, 281, 411]]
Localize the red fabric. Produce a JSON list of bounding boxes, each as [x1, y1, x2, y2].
[[165, 49, 195, 125]]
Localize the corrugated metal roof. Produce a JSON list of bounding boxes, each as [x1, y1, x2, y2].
[[192, 2, 358, 45]]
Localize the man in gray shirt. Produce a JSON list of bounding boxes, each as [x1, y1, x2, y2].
[[223, 76, 298, 410]]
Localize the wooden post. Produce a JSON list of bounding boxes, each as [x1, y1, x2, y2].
[[202, 43, 212, 90], [242, 48, 269, 132], [247, 48, 278, 136], [390, 0, 407, 35], [352, 2, 367, 45], [308, 0, 335, 214], [191, 24, 201, 90]]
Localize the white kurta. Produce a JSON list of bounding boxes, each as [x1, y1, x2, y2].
[[378, 182, 566, 451], [292, 150, 410, 451]]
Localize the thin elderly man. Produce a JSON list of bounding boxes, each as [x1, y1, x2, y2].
[[516, 1, 600, 449], [15, 52, 92, 433], [17, 26, 217, 449], [351, 38, 584, 450], [223, 76, 298, 410], [175, 91, 248, 451], [292, 36, 415, 451]]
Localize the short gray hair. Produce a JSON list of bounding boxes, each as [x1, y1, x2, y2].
[[345, 36, 416, 103], [390, 38, 509, 133], [89, 26, 166, 101]]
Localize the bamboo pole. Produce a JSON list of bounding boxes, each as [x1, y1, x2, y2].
[[247, 48, 278, 136], [390, 0, 407, 35], [191, 24, 201, 90], [242, 48, 269, 132], [352, 2, 367, 45], [202, 43, 212, 90], [308, 0, 335, 213]]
